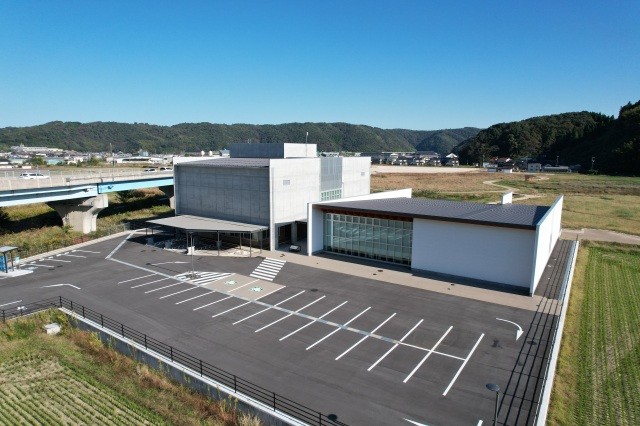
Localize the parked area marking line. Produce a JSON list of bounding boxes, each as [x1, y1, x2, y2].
[[61, 253, 86, 258], [130, 277, 170, 289], [144, 282, 182, 294], [254, 287, 284, 301], [193, 296, 232, 311], [118, 274, 155, 284], [368, 319, 424, 371], [106, 231, 136, 259], [403, 325, 453, 383], [306, 307, 371, 350], [335, 313, 396, 361], [159, 286, 199, 299], [176, 290, 216, 305], [280, 301, 348, 341], [442, 333, 485, 396], [255, 296, 326, 333], [47, 258, 71, 263], [73, 249, 100, 254], [0, 300, 22, 307], [212, 301, 252, 318], [233, 290, 305, 325]]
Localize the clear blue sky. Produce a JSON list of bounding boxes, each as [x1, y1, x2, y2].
[[1, 1, 638, 130]]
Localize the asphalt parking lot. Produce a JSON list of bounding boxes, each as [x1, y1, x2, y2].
[[0, 232, 567, 425]]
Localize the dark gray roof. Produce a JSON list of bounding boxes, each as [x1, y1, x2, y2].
[[176, 158, 270, 168], [319, 198, 550, 230]]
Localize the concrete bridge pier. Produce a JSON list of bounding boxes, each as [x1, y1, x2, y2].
[[47, 194, 108, 234], [160, 185, 175, 209]]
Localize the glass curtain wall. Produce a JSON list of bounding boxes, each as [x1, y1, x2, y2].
[[323, 212, 412, 265]]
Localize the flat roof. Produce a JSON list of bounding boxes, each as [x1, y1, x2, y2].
[[147, 215, 268, 233], [318, 197, 550, 230], [176, 158, 270, 168], [0, 246, 18, 254]]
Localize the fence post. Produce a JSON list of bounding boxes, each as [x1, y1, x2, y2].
[[144, 334, 147, 349], [100, 314, 103, 327], [82, 306, 85, 318], [319, 412, 322, 425], [199, 360, 203, 376], [273, 393, 276, 410], [234, 376, 237, 392], [170, 346, 173, 362], [121, 324, 124, 337], [70, 300, 74, 312], [1, 309, 5, 323], [58, 296, 62, 308]]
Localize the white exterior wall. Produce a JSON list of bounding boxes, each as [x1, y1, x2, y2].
[[306, 188, 413, 255], [341, 157, 371, 198], [411, 219, 536, 289], [270, 158, 321, 224], [530, 195, 563, 293]]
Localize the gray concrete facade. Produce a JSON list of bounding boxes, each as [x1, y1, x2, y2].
[[174, 144, 371, 251]]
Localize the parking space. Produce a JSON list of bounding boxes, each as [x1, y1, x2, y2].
[[0, 231, 566, 425]]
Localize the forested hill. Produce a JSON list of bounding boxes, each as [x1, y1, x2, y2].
[[0, 122, 479, 155], [456, 100, 640, 175]]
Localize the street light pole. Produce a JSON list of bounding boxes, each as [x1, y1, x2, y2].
[[486, 383, 500, 426]]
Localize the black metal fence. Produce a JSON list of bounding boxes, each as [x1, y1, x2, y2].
[[1, 296, 345, 426]]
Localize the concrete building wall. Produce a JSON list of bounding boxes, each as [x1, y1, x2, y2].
[[307, 188, 412, 255], [530, 195, 563, 293], [411, 219, 536, 289], [270, 158, 320, 224], [231, 143, 317, 159], [175, 164, 270, 225], [341, 157, 371, 198]]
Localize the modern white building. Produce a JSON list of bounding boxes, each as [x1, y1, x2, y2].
[[169, 143, 371, 251], [307, 190, 563, 294]]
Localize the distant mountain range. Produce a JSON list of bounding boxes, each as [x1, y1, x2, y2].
[[455, 100, 640, 175], [1, 99, 638, 175], [0, 122, 479, 156]]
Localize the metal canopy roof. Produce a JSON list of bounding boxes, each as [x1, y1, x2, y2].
[[319, 198, 550, 230], [0, 246, 18, 254], [147, 215, 268, 233]]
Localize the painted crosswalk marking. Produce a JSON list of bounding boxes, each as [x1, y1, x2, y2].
[[250, 258, 286, 281]]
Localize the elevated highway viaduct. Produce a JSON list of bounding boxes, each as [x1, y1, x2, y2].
[[0, 169, 174, 233]]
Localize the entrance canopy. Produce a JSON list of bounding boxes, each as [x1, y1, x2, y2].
[[147, 215, 268, 233]]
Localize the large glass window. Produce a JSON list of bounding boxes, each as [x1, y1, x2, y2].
[[322, 212, 412, 265]]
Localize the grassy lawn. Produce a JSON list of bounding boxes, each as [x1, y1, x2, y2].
[[549, 242, 640, 425], [372, 172, 640, 235], [0, 310, 259, 425]]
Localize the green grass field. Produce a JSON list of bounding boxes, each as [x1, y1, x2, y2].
[[0, 311, 260, 426], [549, 242, 640, 425]]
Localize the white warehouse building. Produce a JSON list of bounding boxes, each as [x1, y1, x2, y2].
[[170, 143, 371, 251], [307, 190, 563, 295]]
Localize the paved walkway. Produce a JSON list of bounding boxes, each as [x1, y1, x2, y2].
[[273, 247, 542, 312], [561, 228, 640, 245]]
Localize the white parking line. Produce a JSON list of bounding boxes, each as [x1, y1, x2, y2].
[[61, 253, 86, 258], [335, 313, 396, 360], [368, 319, 424, 371], [118, 274, 155, 284], [36, 264, 57, 268], [131, 277, 170, 288], [442, 333, 485, 396], [73, 249, 100, 254], [306, 307, 371, 350], [0, 300, 22, 308], [280, 301, 348, 341], [175, 290, 216, 305], [255, 296, 326, 333], [227, 279, 259, 293], [159, 286, 199, 299], [47, 258, 71, 263], [193, 296, 232, 311], [400, 342, 465, 361], [233, 290, 305, 325], [211, 301, 252, 318], [403, 326, 452, 383], [254, 286, 284, 300], [144, 282, 182, 293]]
